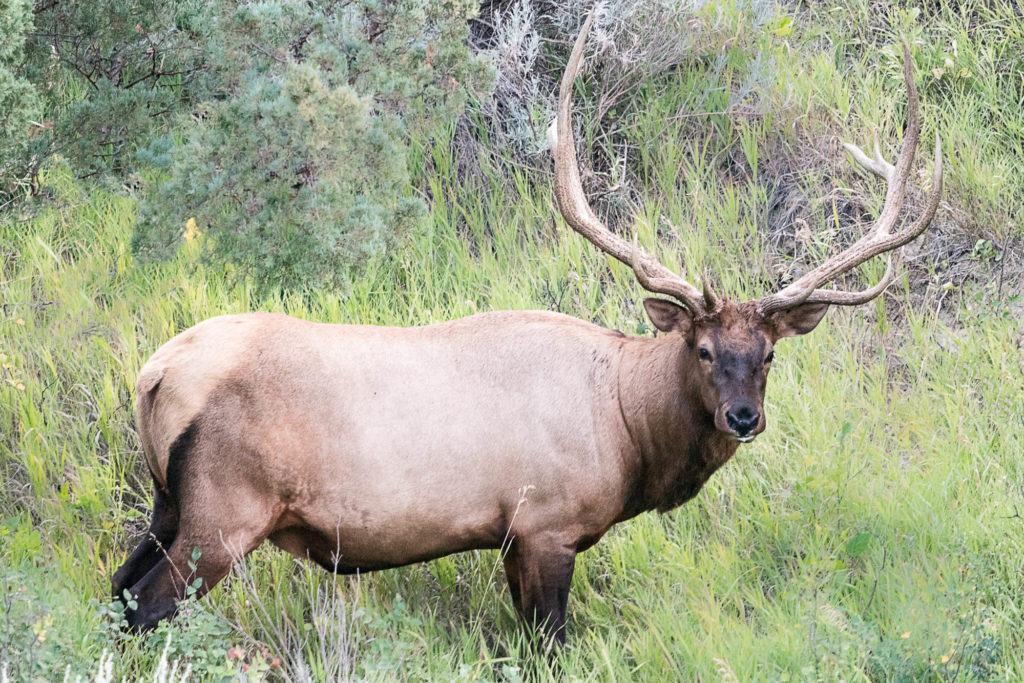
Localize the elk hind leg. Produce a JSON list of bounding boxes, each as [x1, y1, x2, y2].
[[123, 499, 277, 632], [121, 434, 279, 633], [112, 485, 179, 602]]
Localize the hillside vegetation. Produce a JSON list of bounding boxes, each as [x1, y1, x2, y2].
[[2, 0, 1023, 680]]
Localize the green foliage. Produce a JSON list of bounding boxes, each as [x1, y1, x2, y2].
[[133, 61, 424, 292], [796, 0, 1024, 249], [146, 599, 235, 679], [25, 0, 492, 292], [130, 0, 492, 293], [0, 0, 43, 204], [27, 0, 211, 179]]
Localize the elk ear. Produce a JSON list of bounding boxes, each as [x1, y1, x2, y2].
[[768, 302, 829, 339], [643, 298, 694, 335]]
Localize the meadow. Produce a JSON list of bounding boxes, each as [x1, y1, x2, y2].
[[2, 1, 1023, 680]]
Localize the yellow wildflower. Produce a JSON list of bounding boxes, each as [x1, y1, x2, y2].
[[184, 217, 202, 242]]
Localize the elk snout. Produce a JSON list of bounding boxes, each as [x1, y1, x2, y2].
[[725, 404, 761, 441]]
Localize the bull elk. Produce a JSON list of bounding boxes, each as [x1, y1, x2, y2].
[[113, 12, 941, 645]]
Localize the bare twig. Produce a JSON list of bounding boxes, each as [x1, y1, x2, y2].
[[863, 545, 887, 613]]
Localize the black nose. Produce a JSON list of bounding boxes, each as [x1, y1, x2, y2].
[[726, 405, 760, 436]]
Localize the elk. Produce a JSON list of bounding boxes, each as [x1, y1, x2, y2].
[[113, 12, 941, 645]]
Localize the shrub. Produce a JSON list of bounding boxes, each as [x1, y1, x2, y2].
[[131, 0, 492, 294], [29, 0, 493, 293], [0, 0, 43, 206], [132, 59, 425, 293], [474, 0, 777, 150], [27, 0, 211, 182]]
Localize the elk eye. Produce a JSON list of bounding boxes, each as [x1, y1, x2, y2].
[[765, 351, 775, 364], [698, 347, 712, 362]]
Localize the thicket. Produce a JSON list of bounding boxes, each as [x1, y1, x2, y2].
[[8, 0, 1024, 296], [0, 0, 43, 205], [10, 0, 787, 293], [20, 0, 494, 292]]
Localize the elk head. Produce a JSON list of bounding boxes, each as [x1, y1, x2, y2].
[[553, 11, 942, 443]]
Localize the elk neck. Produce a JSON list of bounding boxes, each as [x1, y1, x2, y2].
[[613, 331, 740, 520]]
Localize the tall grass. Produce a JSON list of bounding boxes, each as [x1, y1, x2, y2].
[[1, 1, 1022, 679]]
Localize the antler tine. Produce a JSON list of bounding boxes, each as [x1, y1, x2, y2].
[[702, 268, 721, 311], [758, 39, 942, 316], [553, 7, 706, 315], [802, 254, 895, 306], [842, 134, 895, 183]]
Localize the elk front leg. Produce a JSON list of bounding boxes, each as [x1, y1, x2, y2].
[[505, 533, 577, 645]]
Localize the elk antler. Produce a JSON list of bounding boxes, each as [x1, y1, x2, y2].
[[553, 8, 709, 316], [757, 38, 943, 316]]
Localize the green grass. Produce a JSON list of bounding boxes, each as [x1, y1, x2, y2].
[[2, 2, 1023, 680]]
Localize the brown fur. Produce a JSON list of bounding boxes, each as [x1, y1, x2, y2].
[[113, 298, 827, 642]]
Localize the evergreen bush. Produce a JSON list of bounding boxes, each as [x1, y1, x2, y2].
[[0, 0, 43, 205], [29, 0, 493, 293], [133, 0, 492, 293]]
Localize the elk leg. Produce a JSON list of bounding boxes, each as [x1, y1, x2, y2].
[[112, 486, 179, 601], [122, 496, 275, 631], [502, 553, 524, 614], [508, 535, 577, 645]]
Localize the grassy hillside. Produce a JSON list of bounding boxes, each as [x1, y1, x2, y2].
[[2, 1, 1023, 680]]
